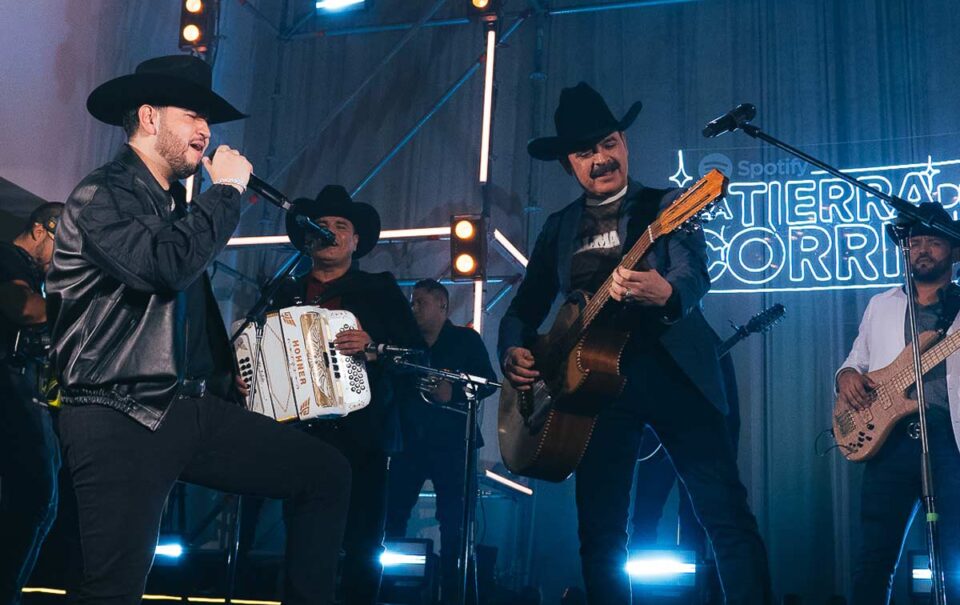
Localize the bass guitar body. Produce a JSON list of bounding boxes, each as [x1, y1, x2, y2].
[[498, 292, 629, 482]]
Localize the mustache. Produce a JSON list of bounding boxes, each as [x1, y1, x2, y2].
[[590, 160, 620, 179]]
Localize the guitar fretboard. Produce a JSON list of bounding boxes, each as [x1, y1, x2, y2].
[[887, 328, 960, 394], [557, 175, 719, 354]]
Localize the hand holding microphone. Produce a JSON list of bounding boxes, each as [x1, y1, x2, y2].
[[202, 145, 253, 193]]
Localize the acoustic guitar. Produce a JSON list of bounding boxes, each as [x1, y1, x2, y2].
[[833, 327, 960, 462], [497, 170, 728, 482]]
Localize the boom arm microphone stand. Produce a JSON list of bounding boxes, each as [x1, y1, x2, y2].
[[387, 356, 501, 605], [706, 106, 956, 604]]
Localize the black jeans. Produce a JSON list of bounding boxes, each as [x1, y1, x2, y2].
[[385, 444, 467, 604], [292, 424, 389, 605], [0, 365, 60, 604], [57, 395, 350, 605], [575, 344, 771, 605], [851, 409, 960, 604], [631, 353, 742, 553]]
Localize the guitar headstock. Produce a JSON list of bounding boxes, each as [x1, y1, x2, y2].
[[743, 303, 786, 335], [659, 169, 729, 236]]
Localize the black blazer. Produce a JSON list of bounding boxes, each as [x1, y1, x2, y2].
[[498, 180, 727, 413]]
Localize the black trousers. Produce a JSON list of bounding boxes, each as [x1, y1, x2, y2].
[[631, 353, 742, 553], [385, 443, 467, 605], [291, 424, 389, 605], [575, 343, 771, 605], [56, 395, 350, 605], [851, 410, 960, 604], [0, 366, 60, 605]]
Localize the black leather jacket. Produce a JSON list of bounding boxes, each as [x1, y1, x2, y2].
[[47, 145, 242, 430]]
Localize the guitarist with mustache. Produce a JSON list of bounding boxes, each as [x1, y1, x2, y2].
[[836, 202, 960, 604], [498, 82, 772, 604]]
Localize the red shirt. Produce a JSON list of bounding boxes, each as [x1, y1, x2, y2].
[[305, 274, 343, 310]]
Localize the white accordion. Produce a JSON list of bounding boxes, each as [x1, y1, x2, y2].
[[233, 305, 371, 422]]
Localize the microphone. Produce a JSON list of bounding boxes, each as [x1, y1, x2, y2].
[[294, 215, 337, 247], [702, 103, 756, 138], [247, 176, 336, 247], [364, 343, 425, 357], [206, 153, 337, 248], [247, 174, 293, 212]]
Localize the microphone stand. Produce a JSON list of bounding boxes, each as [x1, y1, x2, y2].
[[729, 119, 951, 604], [387, 357, 501, 605], [222, 249, 304, 602]]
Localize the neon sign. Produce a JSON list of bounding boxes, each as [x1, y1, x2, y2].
[[670, 151, 960, 293]]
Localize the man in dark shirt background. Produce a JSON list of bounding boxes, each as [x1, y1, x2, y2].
[[0, 202, 63, 604], [385, 278, 497, 605]]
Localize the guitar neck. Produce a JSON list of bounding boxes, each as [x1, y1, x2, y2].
[[921, 329, 960, 374], [894, 328, 960, 387], [716, 329, 748, 358], [566, 220, 664, 344]]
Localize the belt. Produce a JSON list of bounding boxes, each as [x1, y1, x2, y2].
[[179, 378, 207, 399]]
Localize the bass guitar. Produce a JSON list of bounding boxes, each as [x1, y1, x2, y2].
[[833, 328, 960, 462], [498, 170, 728, 482]]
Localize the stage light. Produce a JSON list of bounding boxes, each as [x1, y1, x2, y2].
[[179, 0, 216, 52], [454, 219, 475, 240], [380, 539, 437, 605], [468, 0, 501, 18], [450, 215, 486, 282], [316, 0, 366, 13], [154, 535, 185, 568], [455, 254, 477, 274], [909, 551, 933, 597], [381, 551, 428, 567], [182, 25, 201, 43], [484, 468, 533, 496], [625, 550, 697, 587], [155, 541, 184, 558], [478, 27, 496, 183], [492, 229, 528, 267]]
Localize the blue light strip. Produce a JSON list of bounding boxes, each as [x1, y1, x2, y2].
[[549, 0, 700, 16]]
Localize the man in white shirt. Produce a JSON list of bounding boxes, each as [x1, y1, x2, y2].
[[837, 202, 960, 603]]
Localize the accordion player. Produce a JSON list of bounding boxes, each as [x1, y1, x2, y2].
[[233, 304, 372, 422]]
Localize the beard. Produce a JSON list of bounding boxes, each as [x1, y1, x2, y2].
[[156, 121, 201, 180], [911, 255, 953, 283]]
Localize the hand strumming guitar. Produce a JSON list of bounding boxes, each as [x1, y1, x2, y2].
[[503, 346, 539, 391], [837, 368, 877, 411]]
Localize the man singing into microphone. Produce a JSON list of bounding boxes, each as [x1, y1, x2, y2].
[[46, 55, 350, 604], [498, 83, 771, 604], [273, 185, 423, 604]]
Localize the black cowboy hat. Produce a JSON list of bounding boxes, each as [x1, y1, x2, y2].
[[885, 202, 960, 246], [87, 55, 247, 126], [527, 82, 642, 161], [286, 185, 382, 259]]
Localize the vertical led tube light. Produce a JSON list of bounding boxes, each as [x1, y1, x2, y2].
[[478, 28, 496, 183]]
